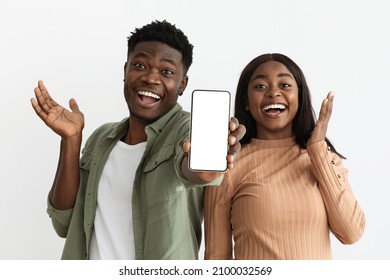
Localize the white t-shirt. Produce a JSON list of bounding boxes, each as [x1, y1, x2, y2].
[[89, 140, 146, 260]]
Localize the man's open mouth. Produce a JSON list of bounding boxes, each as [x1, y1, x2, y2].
[[138, 90, 162, 104]]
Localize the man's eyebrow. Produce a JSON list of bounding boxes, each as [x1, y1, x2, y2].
[[160, 57, 177, 66], [132, 52, 149, 59], [132, 52, 178, 66]]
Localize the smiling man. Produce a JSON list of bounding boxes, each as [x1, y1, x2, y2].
[[31, 20, 245, 260]]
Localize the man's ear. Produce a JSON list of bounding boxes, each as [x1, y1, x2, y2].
[[123, 62, 128, 81], [179, 75, 189, 96]]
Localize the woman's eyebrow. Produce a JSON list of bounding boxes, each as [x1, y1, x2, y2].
[[277, 73, 294, 78], [252, 72, 293, 80]]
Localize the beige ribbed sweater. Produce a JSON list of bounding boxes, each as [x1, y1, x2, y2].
[[204, 138, 365, 260]]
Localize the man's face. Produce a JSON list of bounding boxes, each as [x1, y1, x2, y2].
[[124, 41, 188, 124]]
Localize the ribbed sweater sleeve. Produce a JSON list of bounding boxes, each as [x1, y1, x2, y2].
[[307, 141, 366, 244], [204, 174, 233, 260]]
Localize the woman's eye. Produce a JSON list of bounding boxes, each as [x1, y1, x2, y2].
[[255, 84, 266, 89], [281, 83, 291, 88]]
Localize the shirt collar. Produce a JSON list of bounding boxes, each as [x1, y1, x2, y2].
[[147, 103, 182, 134], [107, 103, 183, 139], [107, 118, 129, 139]]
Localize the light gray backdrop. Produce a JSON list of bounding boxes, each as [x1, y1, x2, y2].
[[1, 0, 388, 259]]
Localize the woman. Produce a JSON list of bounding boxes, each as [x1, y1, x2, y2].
[[204, 53, 365, 260]]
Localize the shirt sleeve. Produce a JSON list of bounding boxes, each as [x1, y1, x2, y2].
[[173, 120, 223, 188], [203, 173, 233, 259], [307, 141, 366, 244], [46, 193, 73, 238]]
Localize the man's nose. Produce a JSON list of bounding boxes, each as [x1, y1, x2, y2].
[[140, 69, 161, 84]]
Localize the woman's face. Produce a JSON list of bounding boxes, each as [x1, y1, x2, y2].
[[247, 60, 299, 140]]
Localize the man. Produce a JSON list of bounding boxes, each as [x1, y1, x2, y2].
[[31, 20, 244, 260]]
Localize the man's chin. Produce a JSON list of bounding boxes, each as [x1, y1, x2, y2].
[[129, 110, 160, 125], [129, 104, 176, 125]]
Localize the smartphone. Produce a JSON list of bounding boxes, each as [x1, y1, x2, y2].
[[189, 89, 231, 172]]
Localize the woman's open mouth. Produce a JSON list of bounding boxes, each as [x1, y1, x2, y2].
[[262, 103, 287, 116]]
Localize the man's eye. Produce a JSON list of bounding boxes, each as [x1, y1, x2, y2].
[[135, 63, 145, 69], [163, 69, 173, 75]]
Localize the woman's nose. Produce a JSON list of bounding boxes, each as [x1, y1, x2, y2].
[[266, 88, 281, 98]]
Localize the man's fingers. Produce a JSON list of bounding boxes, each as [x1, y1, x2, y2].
[[69, 98, 80, 113], [38, 80, 48, 94], [30, 97, 47, 119], [226, 140, 241, 170], [33, 85, 52, 114], [229, 117, 239, 131], [230, 141, 241, 156], [228, 123, 246, 145], [182, 140, 191, 154], [37, 80, 55, 109]]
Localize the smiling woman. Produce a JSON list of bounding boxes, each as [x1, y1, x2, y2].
[[246, 60, 299, 140], [203, 53, 366, 260]]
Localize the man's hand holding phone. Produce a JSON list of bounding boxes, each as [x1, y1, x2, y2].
[[181, 89, 245, 184]]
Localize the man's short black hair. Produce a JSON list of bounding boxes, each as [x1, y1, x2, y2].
[[127, 20, 193, 74]]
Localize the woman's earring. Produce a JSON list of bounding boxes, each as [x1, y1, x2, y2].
[[179, 91, 183, 96], [245, 105, 250, 111]]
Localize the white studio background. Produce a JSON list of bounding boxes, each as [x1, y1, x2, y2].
[[0, 0, 388, 260]]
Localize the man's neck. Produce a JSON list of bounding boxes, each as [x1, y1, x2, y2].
[[122, 117, 148, 145]]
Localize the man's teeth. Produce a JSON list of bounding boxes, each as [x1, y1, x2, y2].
[[263, 104, 286, 111], [138, 91, 161, 100]]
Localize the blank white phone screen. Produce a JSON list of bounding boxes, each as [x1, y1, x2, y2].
[[189, 89, 231, 172]]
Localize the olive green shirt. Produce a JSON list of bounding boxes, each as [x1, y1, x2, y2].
[[47, 104, 221, 259]]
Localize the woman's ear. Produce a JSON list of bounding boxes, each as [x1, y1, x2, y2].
[[245, 97, 249, 111]]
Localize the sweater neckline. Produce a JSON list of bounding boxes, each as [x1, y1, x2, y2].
[[249, 137, 297, 148]]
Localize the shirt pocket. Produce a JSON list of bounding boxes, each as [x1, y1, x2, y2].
[[79, 150, 94, 171], [142, 142, 180, 207], [143, 142, 175, 173]]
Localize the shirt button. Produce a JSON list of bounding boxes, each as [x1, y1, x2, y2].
[[331, 160, 335, 165]]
